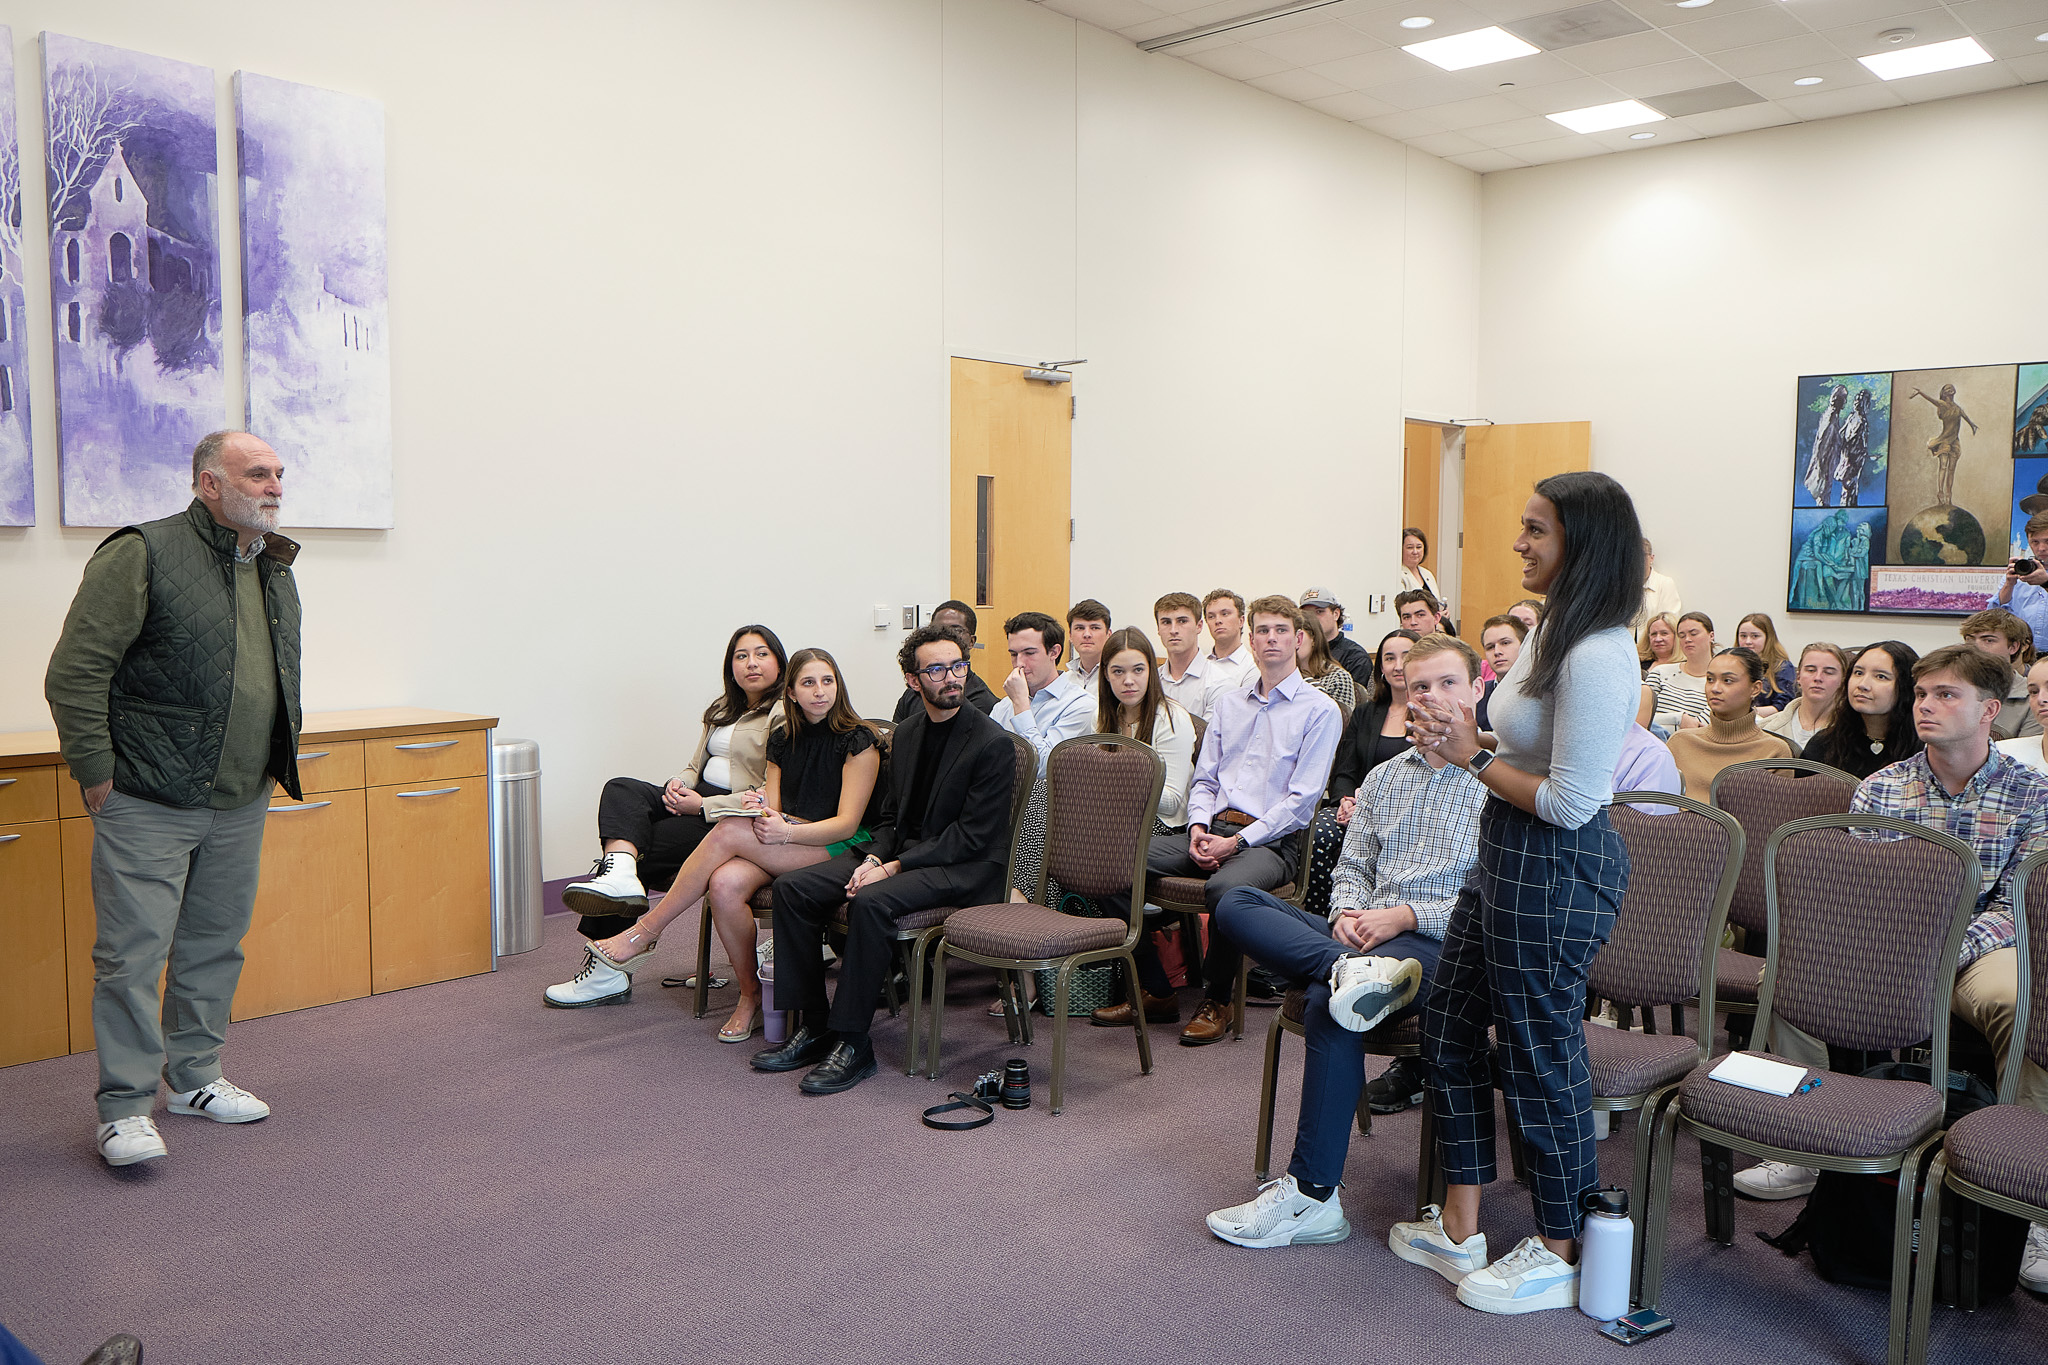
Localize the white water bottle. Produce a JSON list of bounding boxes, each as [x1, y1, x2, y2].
[[1578, 1186, 1635, 1322]]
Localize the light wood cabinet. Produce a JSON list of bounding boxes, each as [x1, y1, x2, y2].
[[1, 708, 497, 1067]]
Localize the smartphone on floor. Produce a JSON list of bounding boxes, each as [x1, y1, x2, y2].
[[1598, 1309, 1674, 1345]]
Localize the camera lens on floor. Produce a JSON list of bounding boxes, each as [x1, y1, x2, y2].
[[1001, 1058, 1031, 1109]]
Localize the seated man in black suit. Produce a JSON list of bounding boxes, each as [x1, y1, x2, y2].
[[892, 601, 997, 722], [757, 622, 1017, 1094]]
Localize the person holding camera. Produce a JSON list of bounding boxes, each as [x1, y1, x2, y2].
[[1991, 510, 2048, 656]]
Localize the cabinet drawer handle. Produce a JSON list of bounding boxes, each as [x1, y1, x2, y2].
[[397, 786, 461, 799], [0, 832, 19, 844], [269, 800, 332, 813], [0, 777, 16, 788], [298, 750, 331, 761], [393, 740, 458, 751]]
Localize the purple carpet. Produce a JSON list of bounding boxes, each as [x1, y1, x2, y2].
[[1, 915, 2038, 1365]]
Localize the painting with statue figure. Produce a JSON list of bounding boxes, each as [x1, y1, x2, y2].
[[1884, 364, 2016, 568], [2017, 364, 2048, 460], [0, 27, 34, 525], [1792, 372, 1889, 509], [237, 72, 391, 527], [43, 34, 223, 527], [1789, 507, 1884, 613]]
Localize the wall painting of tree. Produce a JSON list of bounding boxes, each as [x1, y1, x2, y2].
[[0, 27, 34, 526], [44, 33, 223, 527]]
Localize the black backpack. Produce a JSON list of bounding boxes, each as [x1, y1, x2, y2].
[[1757, 1063, 2028, 1300]]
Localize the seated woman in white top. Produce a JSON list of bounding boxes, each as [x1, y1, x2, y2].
[[1637, 610, 1716, 731], [1399, 526, 1442, 604], [1098, 628, 1195, 828], [1996, 656, 2048, 772], [1759, 642, 1848, 752]]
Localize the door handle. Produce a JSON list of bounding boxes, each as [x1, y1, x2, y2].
[[269, 800, 332, 813], [297, 750, 330, 761], [0, 777, 16, 788], [0, 833, 19, 844], [396, 787, 461, 799], [393, 740, 458, 751]]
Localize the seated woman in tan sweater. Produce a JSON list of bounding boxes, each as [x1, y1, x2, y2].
[[1664, 646, 1797, 801]]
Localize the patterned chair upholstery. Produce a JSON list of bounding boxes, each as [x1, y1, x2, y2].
[[928, 735, 1165, 1113], [1910, 848, 2048, 1363], [1705, 759, 1858, 1031], [1641, 814, 1980, 1363]]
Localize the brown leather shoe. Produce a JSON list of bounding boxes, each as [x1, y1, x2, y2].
[[1179, 998, 1232, 1046], [1091, 991, 1179, 1027]]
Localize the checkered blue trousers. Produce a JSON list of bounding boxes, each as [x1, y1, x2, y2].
[[1423, 796, 1628, 1241]]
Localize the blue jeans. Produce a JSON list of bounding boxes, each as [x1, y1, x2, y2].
[[1213, 887, 1443, 1188]]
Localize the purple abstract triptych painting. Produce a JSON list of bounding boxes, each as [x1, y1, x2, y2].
[[0, 28, 36, 526]]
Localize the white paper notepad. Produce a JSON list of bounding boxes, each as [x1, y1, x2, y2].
[[1708, 1052, 1809, 1097]]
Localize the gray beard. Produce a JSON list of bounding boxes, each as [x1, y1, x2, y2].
[[218, 484, 281, 535]]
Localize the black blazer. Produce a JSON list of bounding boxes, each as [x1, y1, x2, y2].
[[892, 669, 997, 724], [1329, 696, 1413, 801], [868, 700, 1015, 878]]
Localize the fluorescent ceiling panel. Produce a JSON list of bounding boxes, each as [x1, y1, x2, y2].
[[1402, 26, 1542, 71], [1546, 98, 1665, 132], [1857, 36, 1993, 80]]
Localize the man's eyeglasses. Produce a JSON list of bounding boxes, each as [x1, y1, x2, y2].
[[917, 660, 973, 681]]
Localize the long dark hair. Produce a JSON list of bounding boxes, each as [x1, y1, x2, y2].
[[1371, 629, 1421, 707], [1803, 640, 1922, 777], [704, 624, 787, 726], [779, 647, 879, 742], [1521, 471, 1645, 698], [1095, 627, 1175, 743]]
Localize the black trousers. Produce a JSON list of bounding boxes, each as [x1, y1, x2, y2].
[[771, 852, 1005, 1036], [1131, 823, 1301, 1002], [583, 776, 728, 939]]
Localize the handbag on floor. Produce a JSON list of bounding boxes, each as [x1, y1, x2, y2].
[[1032, 892, 1121, 1016]]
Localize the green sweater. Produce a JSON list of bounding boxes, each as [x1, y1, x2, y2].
[[46, 533, 279, 809]]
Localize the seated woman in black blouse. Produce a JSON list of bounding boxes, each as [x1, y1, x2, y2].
[[1799, 639, 1923, 779], [1303, 629, 1419, 916], [578, 648, 883, 1043]]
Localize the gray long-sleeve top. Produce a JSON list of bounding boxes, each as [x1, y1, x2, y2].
[[1487, 623, 1639, 829]]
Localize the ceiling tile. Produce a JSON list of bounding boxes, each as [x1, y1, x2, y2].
[[1246, 66, 1353, 98], [1446, 147, 1531, 170], [2005, 49, 2048, 79], [1043, 0, 1176, 34], [1308, 46, 1432, 85], [1888, 60, 2020, 98], [1359, 107, 1467, 136], [1505, 1, 1656, 49], [1739, 57, 1883, 93], [1464, 112, 1580, 142], [1643, 78, 1766, 111], [1710, 33, 1851, 76], [1157, 31, 1245, 54], [1460, 0, 1594, 19], [1677, 100, 1803, 130], [1511, 134, 1611, 161], [1427, 91, 1542, 122], [1246, 19, 1388, 64], [1408, 128, 1491, 153], [1665, 6, 1811, 51], [1339, 0, 1501, 43], [1472, 52, 1610, 84], [1950, 0, 2048, 31], [1164, 0, 1323, 30], [1606, 55, 1740, 92], [1590, 120, 1704, 147], [1557, 27, 1695, 72], [1612, 0, 1781, 30], [1301, 88, 1404, 118], [1182, 42, 1298, 79], [1772, 0, 1931, 31], [1979, 22, 2048, 58], [1496, 72, 1638, 108], [1776, 80, 1908, 113], [1366, 69, 1500, 106], [1824, 15, 1973, 60]]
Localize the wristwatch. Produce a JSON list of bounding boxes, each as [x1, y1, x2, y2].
[[1466, 748, 1495, 776]]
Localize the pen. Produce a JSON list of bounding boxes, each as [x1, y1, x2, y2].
[[1796, 1075, 1823, 1095]]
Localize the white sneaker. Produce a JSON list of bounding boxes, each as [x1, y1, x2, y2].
[[543, 952, 631, 1008], [1328, 954, 1422, 1033], [1456, 1236, 1580, 1314], [1388, 1203, 1490, 1283], [1733, 1160, 1818, 1200], [97, 1115, 167, 1166], [166, 1077, 271, 1123], [1205, 1175, 1351, 1248], [560, 853, 647, 917], [2020, 1222, 2048, 1294], [1593, 1109, 1611, 1141]]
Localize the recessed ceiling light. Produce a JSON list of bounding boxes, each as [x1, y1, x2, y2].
[[1858, 36, 1993, 80], [1673, 0, 1714, 9], [2036, 31, 2048, 41], [1793, 75, 1824, 85], [1402, 26, 1541, 71], [1400, 16, 1436, 29], [1547, 98, 1666, 133], [1630, 131, 1657, 139]]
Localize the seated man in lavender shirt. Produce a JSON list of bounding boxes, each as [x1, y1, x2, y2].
[[1124, 596, 1342, 1047]]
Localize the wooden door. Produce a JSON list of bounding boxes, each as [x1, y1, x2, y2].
[[367, 777, 490, 993], [950, 358, 1071, 692], [0, 820, 68, 1066], [1460, 422, 1591, 633], [234, 790, 371, 1020], [1403, 421, 1442, 579]]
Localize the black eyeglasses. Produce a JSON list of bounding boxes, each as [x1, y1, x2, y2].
[[917, 660, 973, 681]]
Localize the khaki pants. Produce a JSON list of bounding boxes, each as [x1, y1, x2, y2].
[[1768, 947, 2048, 1114], [90, 787, 269, 1121]]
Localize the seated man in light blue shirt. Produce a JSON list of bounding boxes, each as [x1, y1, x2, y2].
[[989, 610, 1093, 776], [1122, 596, 1341, 1047], [1992, 509, 2048, 655]]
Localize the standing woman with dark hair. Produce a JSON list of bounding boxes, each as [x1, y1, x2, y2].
[[1400, 527, 1443, 606], [1799, 640, 1924, 779], [546, 625, 787, 1008], [1399, 471, 1644, 1315]]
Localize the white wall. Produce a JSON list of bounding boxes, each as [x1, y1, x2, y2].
[[1478, 83, 2048, 660], [0, 0, 1480, 874]]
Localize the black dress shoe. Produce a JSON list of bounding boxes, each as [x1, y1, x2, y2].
[[81, 1336, 143, 1365], [751, 1024, 831, 1073], [798, 1039, 878, 1094]]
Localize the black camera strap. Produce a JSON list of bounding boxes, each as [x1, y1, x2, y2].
[[921, 1092, 995, 1131]]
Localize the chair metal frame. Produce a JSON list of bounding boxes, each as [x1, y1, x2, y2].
[[926, 733, 1165, 1113], [1639, 812, 1980, 1365]]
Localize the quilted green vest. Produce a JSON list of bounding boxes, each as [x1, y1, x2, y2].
[[105, 500, 305, 808]]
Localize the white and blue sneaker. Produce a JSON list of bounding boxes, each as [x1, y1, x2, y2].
[[1206, 1175, 1351, 1248], [1328, 954, 1422, 1033], [1454, 1236, 1580, 1314], [1388, 1203, 1489, 1283]]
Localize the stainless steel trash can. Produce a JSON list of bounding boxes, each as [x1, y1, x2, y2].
[[491, 738, 544, 956]]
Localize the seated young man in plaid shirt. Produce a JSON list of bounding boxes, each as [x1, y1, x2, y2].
[[1201, 634, 1488, 1249], [1743, 643, 2048, 1289]]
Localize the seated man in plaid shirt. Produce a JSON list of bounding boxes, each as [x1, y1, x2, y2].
[[1742, 643, 2048, 1289], [1201, 634, 1488, 1249]]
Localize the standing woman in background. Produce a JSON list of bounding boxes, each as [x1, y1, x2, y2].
[[1736, 613, 1796, 711], [1400, 527, 1443, 606], [1759, 642, 1848, 752], [1398, 471, 1644, 1315], [1800, 640, 1923, 779]]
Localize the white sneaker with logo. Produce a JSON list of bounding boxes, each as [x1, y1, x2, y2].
[[1205, 1175, 1351, 1248], [1732, 1160, 1818, 1200], [1388, 1203, 1489, 1283], [1327, 954, 1422, 1033], [2020, 1222, 2048, 1294], [97, 1115, 168, 1167], [166, 1077, 271, 1123], [1455, 1236, 1580, 1314]]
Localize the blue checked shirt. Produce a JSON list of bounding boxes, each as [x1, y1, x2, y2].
[[1327, 746, 1486, 939], [1854, 746, 2048, 969]]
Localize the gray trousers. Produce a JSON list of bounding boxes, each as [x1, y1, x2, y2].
[[90, 787, 269, 1120]]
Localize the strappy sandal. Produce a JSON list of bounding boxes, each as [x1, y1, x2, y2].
[[718, 1003, 762, 1043], [588, 929, 659, 973]]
